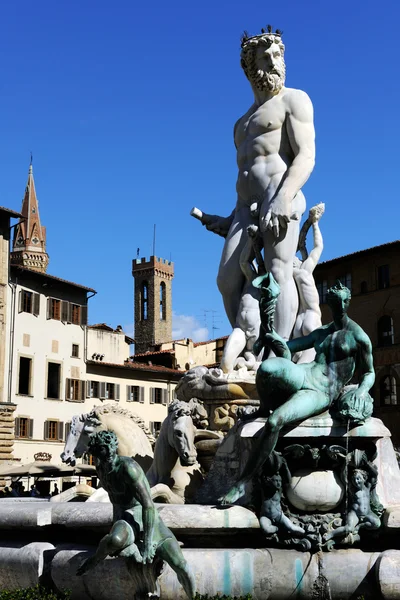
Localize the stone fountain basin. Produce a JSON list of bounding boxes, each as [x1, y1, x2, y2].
[[0, 502, 399, 598]]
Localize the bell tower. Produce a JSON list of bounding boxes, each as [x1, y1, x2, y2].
[[132, 256, 174, 354], [11, 163, 49, 273]]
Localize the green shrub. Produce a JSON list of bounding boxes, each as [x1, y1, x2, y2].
[[194, 594, 253, 600], [0, 586, 70, 600]]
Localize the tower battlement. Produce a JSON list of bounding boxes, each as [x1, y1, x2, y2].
[[132, 255, 174, 353], [132, 256, 174, 277]]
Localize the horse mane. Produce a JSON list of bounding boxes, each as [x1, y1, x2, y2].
[[89, 404, 155, 444], [168, 399, 209, 428], [168, 400, 192, 419]]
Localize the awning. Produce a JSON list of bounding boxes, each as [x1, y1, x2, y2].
[[0, 462, 96, 478]]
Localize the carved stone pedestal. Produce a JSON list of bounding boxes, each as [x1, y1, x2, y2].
[[198, 412, 400, 550]]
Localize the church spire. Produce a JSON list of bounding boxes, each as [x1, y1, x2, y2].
[[10, 162, 49, 273]]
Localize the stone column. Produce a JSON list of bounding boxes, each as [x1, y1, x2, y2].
[[0, 403, 16, 485]]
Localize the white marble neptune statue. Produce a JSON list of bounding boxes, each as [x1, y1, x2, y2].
[[193, 26, 316, 358]]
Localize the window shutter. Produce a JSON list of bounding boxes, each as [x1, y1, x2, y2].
[[140, 387, 145, 403], [86, 380, 91, 398], [162, 389, 168, 405], [150, 388, 155, 404], [115, 384, 120, 401], [18, 291, 23, 313], [58, 421, 64, 441], [99, 382, 106, 399], [126, 385, 132, 401], [81, 305, 88, 326], [47, 298, 51, 319], [65, 422, 71, 440], [28, 419, 34, 439], [149, 421, 154, 434], [61, 301, 69, 323], [44, 421, 49, 440], [15, 418, 20, 438], [65, 378, 71, 400], [33, 294, 40, 316], [79, 380, 86, 401]]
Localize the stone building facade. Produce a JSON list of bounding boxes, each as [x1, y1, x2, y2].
[[132, 256, 174, 354], [314, 240, 400, 445], [0, 207, 21, 467]]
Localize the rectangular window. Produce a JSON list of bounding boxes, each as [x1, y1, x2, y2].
[[378, 265, 390, 290], [316, 280, 328, 304], [150, 421, 162, 437], [49, 421, 57, 440], [44, 420, 63, 441], [87, 380, 99, 398], [70, 379, 80, 400], [105, 383, 120, 401], [61, 301, 69, 322], [47, 363, 61, 399], [19, 417, 28, 438], [65, 422, 72, 440], [65, 378, 85, 402], [18, 357, 32, 395], [19, 291, 40, 315], [50, 298, 61, 321], [71, 304, 81, 325], [339, 273, 352, 291], [23, 291, 32, 313], [72, 344, 79, 358], [150, 387, 168, 405], [15, 417, 33, 439], [127, 385, 141, 402]]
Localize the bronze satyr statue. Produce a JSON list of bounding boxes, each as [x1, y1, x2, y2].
[[76, 430, 195, 599]]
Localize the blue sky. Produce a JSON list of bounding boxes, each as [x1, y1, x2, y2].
[[1, 0, 399, 342]]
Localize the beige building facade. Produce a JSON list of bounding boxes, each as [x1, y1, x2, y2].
[[4, 270, 180, 466], [132, 336, 227, 371], [7, 265, 93, 464]]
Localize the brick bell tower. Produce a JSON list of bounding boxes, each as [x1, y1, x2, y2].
[[132, 256, 174, 354]]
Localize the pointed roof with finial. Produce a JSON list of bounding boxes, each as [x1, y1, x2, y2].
[[10, 159, 49, 273]]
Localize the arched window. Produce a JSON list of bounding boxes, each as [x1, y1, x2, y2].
[[378, 315, 394, 346], [360, 281, 368, 294], [160, 282, 166, 320], [380, 375, 398, 406], [141, 281, 148, 321]]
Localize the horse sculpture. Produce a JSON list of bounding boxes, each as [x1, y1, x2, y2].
[[61, 400, 218, 503], [146, 398, 210, 502], [61, 404, 154, 473]]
